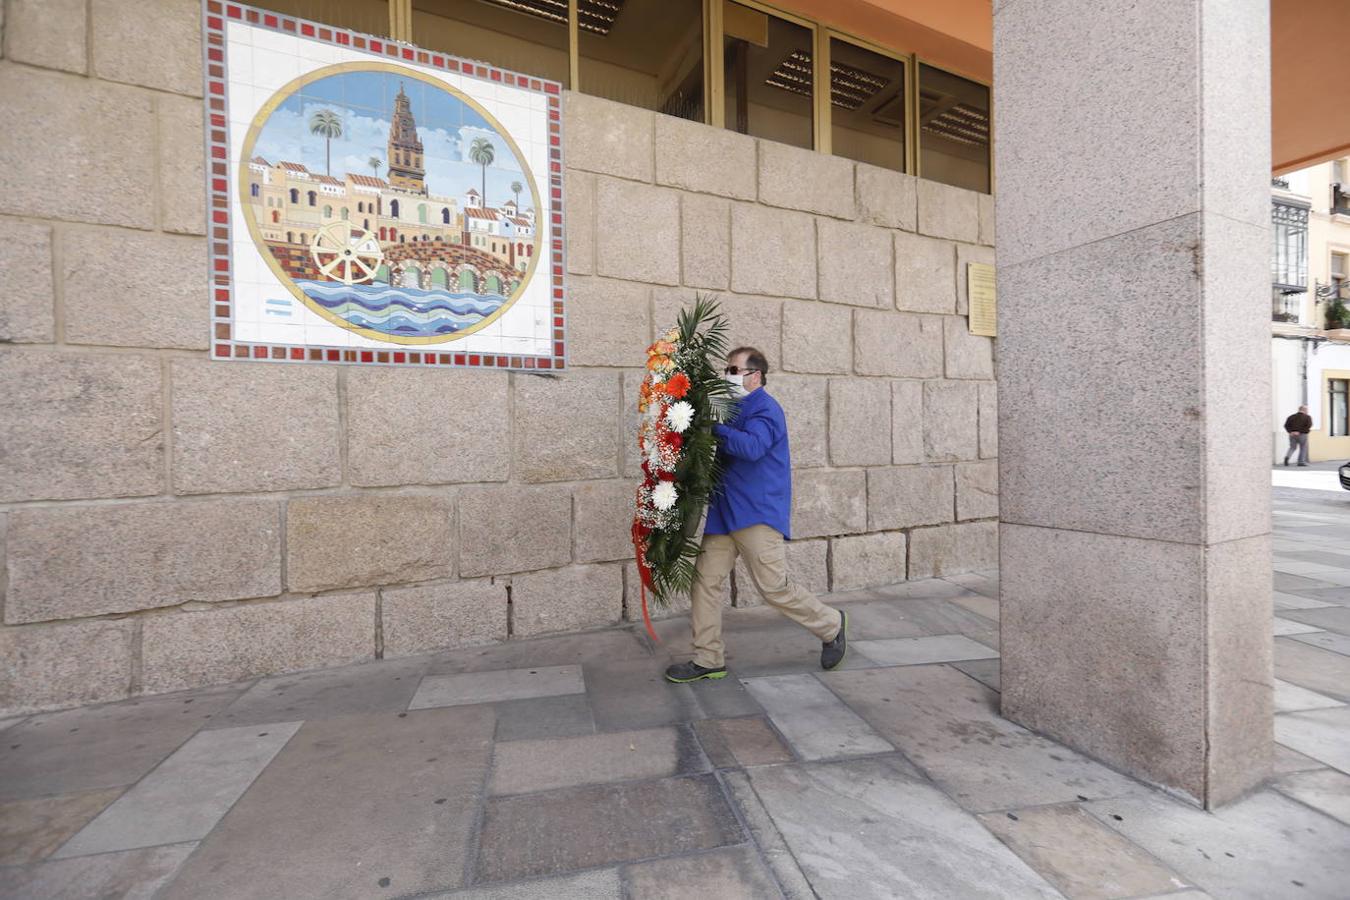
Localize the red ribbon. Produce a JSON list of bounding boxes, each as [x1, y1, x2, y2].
[[631, 522, 660, 644]]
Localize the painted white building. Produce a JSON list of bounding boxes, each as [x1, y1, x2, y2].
[[461, 189, 534, 270], [1270, 158, 1350, 462]]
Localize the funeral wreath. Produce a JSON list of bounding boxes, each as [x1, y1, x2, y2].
[[631, 296, 738, 636]]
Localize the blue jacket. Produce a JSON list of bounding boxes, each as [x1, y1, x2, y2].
[[706, 387, 793, 538]]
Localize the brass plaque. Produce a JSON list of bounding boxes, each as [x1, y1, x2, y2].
[[967, 262, 996, 337]]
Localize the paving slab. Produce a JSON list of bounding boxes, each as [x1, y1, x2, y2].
[[1277, 605, 1350, 635], [717, 619, 874, 677], [1298, 568, 1350, 587], [1084, 790, 1350, 900], [1280, 550, 1350, 568], [693, 716, 795, 768], [54, 721, 302, 858], [409, 665, 585, 710], [843, 596, 997, 641], [685, 673, 765, 719], [584, 658, 706, 731], [1273, 743, 1329, 775], [1282, 585, 1350, 607], [853, 634, 998, 666], [622, 845, 783, 899], [212, 655, 429, 726], [421, 868, 622, 899], [424, 629, 651, 674], [1274, 561, 1345, 577], [1275, 707, 1350, 773], [1292, 521, 1350, 534], [1272, 768, 1350, 828], [474, 774, 742, 882], [1274, 572, 1336, 593], [0, 789, 122, 866], [1274, 638, 1350, 702], [1273, 591, 1335, 610], [1287, 630, 1350, 656], [741, 674, 894, 761], [0, 684, 245, 801], [825, 665, 1150, 811], [489, 725, 707, 795], [748, 757, 1060, 899], [966, 624, 1001, 650], [976, 804, 1191, 899], [951, 658, 1002, 692], [949, 591, 1000, 620], [719, 769, 815, 900], [1272, 617, 1325, 636], [1273, 678, 1345, 713], [492, 693, 596, 741], [0, 842, 197, 900], [941, 571, 1001, 599], [646, 613, 700, 655], [870, 578, 982, 601], [158, 707, 495, 899]]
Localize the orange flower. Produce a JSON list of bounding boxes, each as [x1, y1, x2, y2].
[[651, 340, 676, 356], [665, 372, 690, 399], [646, 354, 671, 372]]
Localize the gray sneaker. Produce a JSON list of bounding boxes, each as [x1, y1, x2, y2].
[[665, 661, 728, 683], [821, 610, 848, 670]]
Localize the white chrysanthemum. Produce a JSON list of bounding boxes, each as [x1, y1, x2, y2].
[[652, 480, 678, 510], [665, 401, 694, 433]]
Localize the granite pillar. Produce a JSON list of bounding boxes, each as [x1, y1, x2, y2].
[[994, 0, 1273, 807]]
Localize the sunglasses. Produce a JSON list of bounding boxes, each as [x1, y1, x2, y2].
[[724, 366, 760, 375]]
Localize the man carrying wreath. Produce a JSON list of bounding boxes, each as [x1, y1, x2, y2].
[[664, 346, 848, 683]]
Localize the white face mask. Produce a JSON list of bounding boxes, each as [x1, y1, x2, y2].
[[724, 372, 747, 396]]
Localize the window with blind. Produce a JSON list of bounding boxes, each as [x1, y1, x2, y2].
[[412, 0, 570, 85], [917, 63, 990, 193], [1330, 379, 1348, 438], [578, 0, 705, 122], [722, 2, 814, 150], [1272, 201, 1309, 291], [828, 38, 906, 172]]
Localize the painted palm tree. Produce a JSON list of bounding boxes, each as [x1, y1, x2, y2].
[[510, 180, 523, 210], [468, 137, 495, 205], [308, 109, 344, 175], [367, 156, 382, 179]]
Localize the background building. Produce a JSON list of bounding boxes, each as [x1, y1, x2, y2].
[[1270, 158, 1350, 461]]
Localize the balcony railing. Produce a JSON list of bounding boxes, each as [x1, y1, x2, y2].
[[1272, 177, 1290, 190]]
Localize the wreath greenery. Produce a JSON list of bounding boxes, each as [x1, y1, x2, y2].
[[631, 296, 738, 633]]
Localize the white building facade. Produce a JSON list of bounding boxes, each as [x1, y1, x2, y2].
[[1270, 158, 1350, 462]]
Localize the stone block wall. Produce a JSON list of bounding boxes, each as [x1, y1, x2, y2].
[[0, 5, 997, 716]]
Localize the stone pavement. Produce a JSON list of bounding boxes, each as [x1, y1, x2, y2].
[[2, 487, 1349, 898], [1271, 459, 1348, 494]]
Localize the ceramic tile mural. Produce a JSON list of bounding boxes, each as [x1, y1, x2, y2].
[[204, 2, 566, 368]]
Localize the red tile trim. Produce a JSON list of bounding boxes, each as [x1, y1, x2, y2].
[[205, 2, 566, 371]]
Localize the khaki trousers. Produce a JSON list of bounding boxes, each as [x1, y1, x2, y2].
[[691, 524, 841, 669]]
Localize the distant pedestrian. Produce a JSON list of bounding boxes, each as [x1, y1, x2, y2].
[[1283, 405, 1313, 466], [664, 347, 847, 683]]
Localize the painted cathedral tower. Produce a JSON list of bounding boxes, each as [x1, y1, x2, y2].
[[387, 83, 426, 194]]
